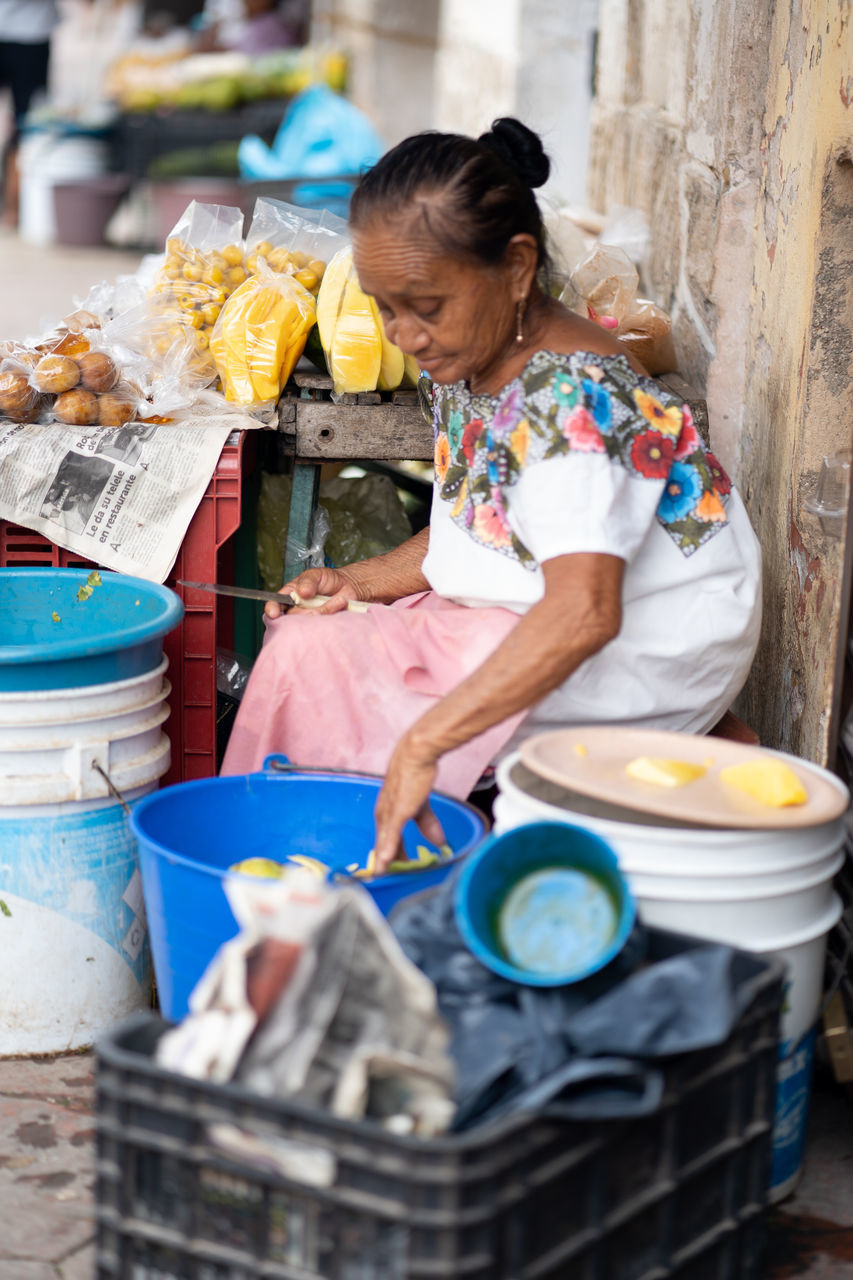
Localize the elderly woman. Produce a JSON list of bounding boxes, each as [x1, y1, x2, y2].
[[222, 118, 762, 869]]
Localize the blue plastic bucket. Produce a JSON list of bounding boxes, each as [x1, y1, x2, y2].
[[454, 821, 636, 986], [0, 568, 183, 691], [131, 763, 487, 1020]]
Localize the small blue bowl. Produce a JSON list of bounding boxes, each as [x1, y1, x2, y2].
[[454, 821, 636, 987]]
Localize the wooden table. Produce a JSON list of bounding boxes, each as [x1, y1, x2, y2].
[[276, 369, 709, 580]]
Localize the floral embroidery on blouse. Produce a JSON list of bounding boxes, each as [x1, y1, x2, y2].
[[420, 350, 732, 565]]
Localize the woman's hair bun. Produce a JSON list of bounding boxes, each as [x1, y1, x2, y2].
[[478, 118, 550, 189]]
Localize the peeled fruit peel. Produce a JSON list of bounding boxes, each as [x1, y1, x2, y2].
[[625, 757, 707, 787], [719, 758, 808, 807]]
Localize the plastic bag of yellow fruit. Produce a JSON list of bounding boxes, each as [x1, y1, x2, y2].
[[244, 197, 349, 298], [144, 201, 250, 386], [209, 260, 317, 405], [316, 244, 419, 397]]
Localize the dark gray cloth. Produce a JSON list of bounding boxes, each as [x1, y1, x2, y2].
[[390, 875, 763, 1131]]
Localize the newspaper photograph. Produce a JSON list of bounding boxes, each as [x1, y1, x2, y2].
[[0, 417, 237, 582]]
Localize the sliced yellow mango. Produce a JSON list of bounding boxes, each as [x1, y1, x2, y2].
[[287, 854, 328, 877], [329, 275, 382, 393], [626, 756, 707, 787], [719, 758, 808, 807], [316, 245, 353, 352], [229, 857, 286, 878], [402, 353, 421, 387], [369, 297, 405, 390]]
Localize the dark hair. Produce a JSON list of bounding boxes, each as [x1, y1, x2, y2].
[[349, 118, 552, 277]]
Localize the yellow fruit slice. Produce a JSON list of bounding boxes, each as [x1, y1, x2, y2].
[[229, 857, 286, 878], [316, 245, 354, 352], [369, 297, 405, 390], [402, 353, 421, 387], [625, 757, 707, 787], [719, 758, 808, 807], [287, 854, 328, 877], [329, 275, 382, 393]]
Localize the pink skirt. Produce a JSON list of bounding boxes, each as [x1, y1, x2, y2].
[[220, 591, 525, 799]]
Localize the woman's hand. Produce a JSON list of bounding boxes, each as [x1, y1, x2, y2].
[[372, 732, 447, 873], [264, 566, 364, 619]]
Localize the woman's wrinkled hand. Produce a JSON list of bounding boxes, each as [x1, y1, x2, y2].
[[372, 733, 447, 873], [264, 566, 365, 619]]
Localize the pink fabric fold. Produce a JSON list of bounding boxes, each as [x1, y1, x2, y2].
[[220, 591, 525, 799]]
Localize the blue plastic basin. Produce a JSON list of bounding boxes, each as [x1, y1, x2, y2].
[[131, 766, 487, 1021], [454, 821, 636, 986], [0, 568, 183, 690]]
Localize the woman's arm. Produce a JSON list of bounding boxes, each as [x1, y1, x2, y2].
[[265, 526, 431, 617], [372, 551, 624, 867]]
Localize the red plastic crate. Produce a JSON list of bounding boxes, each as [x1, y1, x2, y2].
[[0, 429, 257, 788]]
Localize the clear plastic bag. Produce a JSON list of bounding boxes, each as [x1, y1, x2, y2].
[[564, 243, 677, 375], [142, 202, 247, 385], [245, 197, 350, 297], [0, 328, 143, 428], [209, 259, 317, 406]]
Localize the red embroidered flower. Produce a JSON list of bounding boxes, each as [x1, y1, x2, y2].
[[562, 406, 605, 452], [705, 451, 732, 495], [673, 407, 701, 460], [462, 417, 485, 463], [631, 429, 675, 478]]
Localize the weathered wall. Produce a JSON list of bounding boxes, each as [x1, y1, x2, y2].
[[589, 0, 853, 762], [313, 0, 598, 204], [311, 0, 442, 145]]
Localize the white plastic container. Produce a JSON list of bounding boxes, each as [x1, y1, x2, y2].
[[18, 130, 108, 246], [0, 663, 171, 1055], [0, 658, 170, 804], [494, 750, 848, 1201]]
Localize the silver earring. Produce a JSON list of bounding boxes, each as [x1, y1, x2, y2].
[[516, 298, 526, 345]]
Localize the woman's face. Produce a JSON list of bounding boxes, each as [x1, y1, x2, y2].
[[351, 211, 517, 386]]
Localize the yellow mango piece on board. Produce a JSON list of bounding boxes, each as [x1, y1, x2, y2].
[[719, 758, 808, 807], [316, 245, 353, 351], [402, 353, 421, 387], [626, 756, 707, 787], [329, 275, 382, 393], [369, 297, 405, 390]]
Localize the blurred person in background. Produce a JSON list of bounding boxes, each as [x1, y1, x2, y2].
[[196, 0, 308, 53], [0, 0, 62, 225]]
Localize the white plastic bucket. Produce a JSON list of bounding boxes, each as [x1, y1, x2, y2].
[[0, 658, 171, 804], [494, 750, 848, 1199], [0, 664, 171, 1055], [18, 130, 108, 246]]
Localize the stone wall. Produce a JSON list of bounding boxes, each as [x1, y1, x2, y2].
[[590, 0, 853, 763]]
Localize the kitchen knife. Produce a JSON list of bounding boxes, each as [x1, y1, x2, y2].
[[177, 581, 371, 613]]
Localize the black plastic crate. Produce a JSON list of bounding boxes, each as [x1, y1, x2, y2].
[[95, 934, 784, 1280]]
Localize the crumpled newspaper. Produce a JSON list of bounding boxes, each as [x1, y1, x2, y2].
[[156, 868, 456, 1142]]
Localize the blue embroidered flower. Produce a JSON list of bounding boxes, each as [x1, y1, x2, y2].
[[582, 378, 613, 431], [657, 461, 704, 523], [492, 383, 525, 437], [447, 408, 464, 456], [552, 372, 580, 408]]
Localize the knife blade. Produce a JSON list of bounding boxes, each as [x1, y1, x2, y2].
[[177, 581, 373, 614], [178, 580, 297, 608]]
